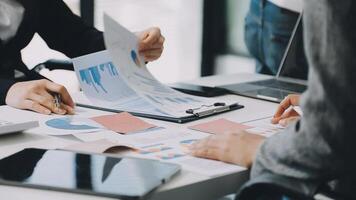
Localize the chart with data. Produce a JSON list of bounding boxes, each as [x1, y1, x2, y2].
[[73, 51, 139, 102]]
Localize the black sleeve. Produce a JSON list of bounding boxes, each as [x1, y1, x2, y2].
[[37, 0, 106, 58], [0, 79, 17, 105]]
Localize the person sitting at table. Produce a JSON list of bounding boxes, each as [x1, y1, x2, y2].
[[245, 0, 302, 75], [0, 0, 164, 115], [190, 0, 356, 198]]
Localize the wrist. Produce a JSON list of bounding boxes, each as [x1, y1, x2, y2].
[[247, 136, 265, 168], [3, 80, 18, 105]]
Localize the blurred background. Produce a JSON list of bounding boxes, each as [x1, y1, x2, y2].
[[21, 0, 255, 84]]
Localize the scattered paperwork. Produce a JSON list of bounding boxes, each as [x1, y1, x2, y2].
[[72, 14, 236, 119]]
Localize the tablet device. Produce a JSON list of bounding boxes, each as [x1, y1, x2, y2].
[[0, 148, 180, 199], [169, 83, 228, 97]]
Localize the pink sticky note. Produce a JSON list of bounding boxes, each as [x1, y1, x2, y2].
[[189, 118, 252, 135], [91, 112, 156, 134]]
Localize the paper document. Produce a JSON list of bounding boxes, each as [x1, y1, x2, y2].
[[42, 117, 104, 136], [244, 118, 285, 137], [72, 14, 238, 120], [189, 118, 285, 137], [124, 128, 245, 177], [62, 139, 136, 153], [72, 51, 164, 116], [73, 127, 245, 177], [189, 119, 252, 135], [104, 14, 213, 117]]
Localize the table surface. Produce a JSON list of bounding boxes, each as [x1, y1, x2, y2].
[[0, 73, 278, 200]]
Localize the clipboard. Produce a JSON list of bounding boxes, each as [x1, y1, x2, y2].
[[75, 101, 244, 124]]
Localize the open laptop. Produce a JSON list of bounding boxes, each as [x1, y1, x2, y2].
[[220, 14, 308, 103]]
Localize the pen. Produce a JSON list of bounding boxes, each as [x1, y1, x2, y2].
[[53, 93, 62, 109]]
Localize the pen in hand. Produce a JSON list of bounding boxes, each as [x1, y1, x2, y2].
[[52, 93, 75, 115], [53, 93, 61, 109]]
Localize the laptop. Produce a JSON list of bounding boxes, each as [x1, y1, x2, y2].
[[220, 14, 308, 103]]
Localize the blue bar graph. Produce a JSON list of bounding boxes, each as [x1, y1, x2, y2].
[[79, 62, 118, 94]]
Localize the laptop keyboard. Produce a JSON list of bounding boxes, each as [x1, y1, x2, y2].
[[250, 79, 307, 93]]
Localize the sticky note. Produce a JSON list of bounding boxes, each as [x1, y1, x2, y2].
[[189, 118, 252, 135], [91, 112, 156, 134]]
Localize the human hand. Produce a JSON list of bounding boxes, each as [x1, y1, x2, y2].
[[136, 27, 165, 62], [5, 79, 75, 115], [189, 131, 265, 168], [271, 94, 301, 127]]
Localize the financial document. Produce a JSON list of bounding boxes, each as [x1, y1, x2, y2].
[[73, 14, 237, 120], [244, 117, 285, 137], [73, 127, 245, 177], [73, 51, 170, 116], [102, 14, 234, 117]]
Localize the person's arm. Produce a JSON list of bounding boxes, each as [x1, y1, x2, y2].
[[0, 79, 17, 105], [5, 79, 75, 115], [251, 0, 356, 195], [36, 0, 165, 61], [190, 0, 356, 196], [37, 0, 105, 58]]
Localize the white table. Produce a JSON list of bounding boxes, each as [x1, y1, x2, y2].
[[0, 73, 279, 200]]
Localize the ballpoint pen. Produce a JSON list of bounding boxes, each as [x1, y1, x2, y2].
[[53, 93, 62, 110]]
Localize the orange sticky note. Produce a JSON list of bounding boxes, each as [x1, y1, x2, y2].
[[189, 118, 252, 135], [91, 112, 156, 134]]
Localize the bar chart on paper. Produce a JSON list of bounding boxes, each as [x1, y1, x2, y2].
[[75, 57, 138, 102], [79, 62, 118, 94]]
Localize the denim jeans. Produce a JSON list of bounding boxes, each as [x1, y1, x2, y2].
[[244, 0, 299, 75]]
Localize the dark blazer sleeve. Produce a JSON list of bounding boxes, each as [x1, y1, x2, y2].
[[37, 0, 106, 58], [0, 79, 17, 105]]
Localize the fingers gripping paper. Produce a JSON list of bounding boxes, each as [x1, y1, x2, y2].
[[102, 14, 230, 118]]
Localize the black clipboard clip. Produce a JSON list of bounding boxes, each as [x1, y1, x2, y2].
[[185, 102, 240, 117]]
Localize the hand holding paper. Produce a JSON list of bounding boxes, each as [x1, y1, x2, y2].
[[72, 14, 241, 123], [136, 27, 165, 62]]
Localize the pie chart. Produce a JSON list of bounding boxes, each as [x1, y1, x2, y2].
[[45, 117, 100, 130]]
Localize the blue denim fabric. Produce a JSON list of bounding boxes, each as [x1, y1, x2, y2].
[[244, 0, 299, 75]]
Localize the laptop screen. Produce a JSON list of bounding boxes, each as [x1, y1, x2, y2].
[[277, 15, 309, 81]]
